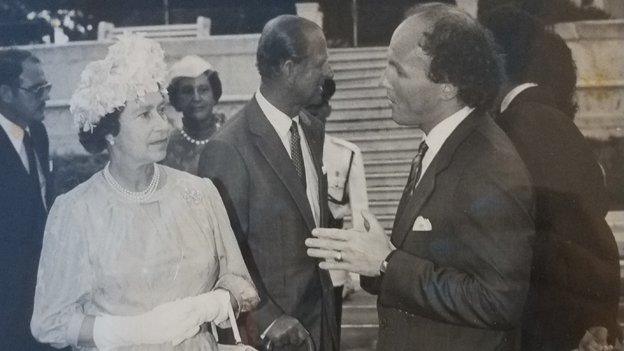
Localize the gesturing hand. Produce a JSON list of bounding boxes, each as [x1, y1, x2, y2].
[[263, 315, 309, 349], [305, 210, 393, 277]]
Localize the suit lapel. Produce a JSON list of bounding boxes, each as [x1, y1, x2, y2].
[[392, 110, 484, 247], [246, 98, 317, 231]]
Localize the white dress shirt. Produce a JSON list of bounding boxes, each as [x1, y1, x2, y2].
[[0, 112, 47, 207], [500, 83, 538, 113], [255, 90, 320, 226], [419, 106, 474, 184]]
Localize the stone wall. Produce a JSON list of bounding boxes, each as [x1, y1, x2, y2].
[[555, 19, 624, 140]]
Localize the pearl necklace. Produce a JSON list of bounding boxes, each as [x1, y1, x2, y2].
[[180, 128, 211, 145], [103, 163, 160, 202]]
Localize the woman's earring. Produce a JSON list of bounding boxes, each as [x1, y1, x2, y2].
[[105, 134, 115, 146]]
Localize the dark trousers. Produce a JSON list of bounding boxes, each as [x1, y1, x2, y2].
[[333, 286, 343, 347]]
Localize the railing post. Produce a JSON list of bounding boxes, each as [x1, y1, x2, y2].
[[352, 0, 358, 47]]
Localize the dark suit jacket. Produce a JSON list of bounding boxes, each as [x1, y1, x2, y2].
[[1, 120, 55, 350], [199, 98, 338, 351], [497, 86, 621, 351], [362, 110, 535, 351]]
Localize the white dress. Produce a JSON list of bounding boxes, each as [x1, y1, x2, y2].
[[31, 165, 259, 350]]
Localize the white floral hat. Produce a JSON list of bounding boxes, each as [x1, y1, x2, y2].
[[70, 34, 168, 132]]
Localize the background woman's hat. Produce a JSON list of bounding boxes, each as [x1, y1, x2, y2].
[[167, 55, 214, 87]]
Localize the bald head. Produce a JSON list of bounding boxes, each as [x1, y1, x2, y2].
[[256, 15, 324, 81]]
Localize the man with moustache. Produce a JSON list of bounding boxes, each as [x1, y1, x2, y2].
[[306, 4, 535, 350], [0, 49, 54, 350], [199, 15, 337, 351]]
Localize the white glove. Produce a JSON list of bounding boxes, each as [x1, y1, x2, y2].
[[93, 298, 203, 349], [191, 289, 232, 325]]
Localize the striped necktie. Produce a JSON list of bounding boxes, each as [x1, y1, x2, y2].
[[290, 120, 307, 189], [406, 140, 429, 195]]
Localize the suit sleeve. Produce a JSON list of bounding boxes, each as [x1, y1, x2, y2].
[[198, 140, 285, 333], [31, 195, 92, 349], [378, 169, 534, 330]]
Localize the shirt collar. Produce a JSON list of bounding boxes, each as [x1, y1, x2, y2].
[[500, 83, 538, 113], [0, 112, 26, 150], [423, 105, 474, 154], [255, 89, 298, 139]]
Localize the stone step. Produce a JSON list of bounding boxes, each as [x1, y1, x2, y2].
[[363, 148, 422, 162], [340, 290, 379, 351], [332, 86, 386, 100], [334, 75, 382, 89], [331, 106, 391, 120], [334, 67, 385, 81], [366, 171, 410, 187], [368, 186, 406, 201], [329, 47, 387, 62], [330, 96, 389, 110], [326, 127, 418, 144], [369, 200, 401, 215], [363, 158, 413, 175], [331, 59, 386, 71], [341, 326, 378, 351], [325, 118, 404, 132]]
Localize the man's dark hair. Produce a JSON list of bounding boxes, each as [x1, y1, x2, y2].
[[481, 6, 578, 118], [526, 31, 578, 118], [417, 5, 502, 110], [256, 15, 320, 80], [480, 6, 544, 85], [0, 49, 40, 88], [167, 70, 223, 108]]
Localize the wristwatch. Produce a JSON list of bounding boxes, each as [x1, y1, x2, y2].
[[379, 250, 395, 274]]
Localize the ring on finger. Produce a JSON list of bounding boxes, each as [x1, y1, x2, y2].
[[335, 251, 343, 262]]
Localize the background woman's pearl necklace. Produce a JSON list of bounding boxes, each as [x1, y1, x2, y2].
[[180, 128, 210, 145], [103, 163, 160, 202]]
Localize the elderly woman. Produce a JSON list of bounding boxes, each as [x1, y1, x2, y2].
[[162, 55, 225, 175], [30, 35, 258, 350]]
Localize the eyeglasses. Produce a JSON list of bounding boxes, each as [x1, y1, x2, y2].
[[19, 82, 52, 99]]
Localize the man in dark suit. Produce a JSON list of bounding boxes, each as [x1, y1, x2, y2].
[[306, 4, 535, 350], [0, 49, 54, 350], [199, 15, 337, 351], [482, 7, 621, 350]]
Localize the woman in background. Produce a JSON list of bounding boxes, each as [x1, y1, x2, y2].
[[31, 35, 258, 350], [162, 55, 225, 175]]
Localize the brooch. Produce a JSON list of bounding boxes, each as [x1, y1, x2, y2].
[[183, 187, 202, 205]]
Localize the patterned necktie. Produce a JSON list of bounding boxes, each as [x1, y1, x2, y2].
[[290, 120, 307, 189], [23, 130, 42, 195], [406, 140, 429, 195]]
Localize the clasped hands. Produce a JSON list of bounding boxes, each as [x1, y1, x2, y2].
[[93, 289, 232, 349], [305, 210, 393, 277]]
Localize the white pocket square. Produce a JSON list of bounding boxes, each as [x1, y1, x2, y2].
[[321, 166, 327, 175], [412, 216, 432, 231]]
